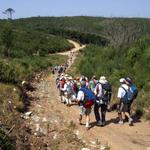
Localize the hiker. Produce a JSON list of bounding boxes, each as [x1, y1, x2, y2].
[[117, 77, 138, 125], [76, 81, 95, 130], [117, 78, 133, 125], [80, 75, 89, 88], [94, 76, 112, 126], [60, 76, 71, 106], [89, 75, 98, 92], [59, 76, 66, 103], [117, 78, 127, 124], [65, 76, 76, 106]]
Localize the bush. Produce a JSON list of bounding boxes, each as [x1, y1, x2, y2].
[[0, 55, 66, 84], [75, 35, 150, 119]]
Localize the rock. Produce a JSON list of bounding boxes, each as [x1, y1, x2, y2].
[[81, 148, 90, 150], [100, 142, 109, 150], [75, 130, 79, 136], [31, 115, 40, 122], [82, 140, 86, 143], [53, 133, 57, 139], [25, 111, 32, 116], [39, 127, 47, 135], [54, 120, 58, 123], [35, 124, 40, 132], [13, 88, 17, 91], [21, 114, 29, 119], [37, 104, 42, 108], [90, 140, 96, 145], [42, 117, 47, 122]]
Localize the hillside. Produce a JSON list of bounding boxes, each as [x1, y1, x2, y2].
[[0, 16, 150, 149]]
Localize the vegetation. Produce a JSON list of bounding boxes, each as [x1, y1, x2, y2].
[[0, 21, 71, 83], [73, 35, 150, 118], [11, 16, 150, 47], [0, 16, 150, 148], [0, 83, 22, 150]]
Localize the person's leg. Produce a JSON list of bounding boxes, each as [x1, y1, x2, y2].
[[94, 103, 100, 122], [79, 106, 84, 124], [101, 104, 107, 126], [85, 108, 91, 129], [85, 114, 90, 128], [79, 114, 82, 124], [124, 103, 133, 126], [67, 93, 71, 106], [118, 102, 124, 124]]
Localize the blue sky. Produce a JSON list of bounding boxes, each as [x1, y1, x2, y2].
[[0, 0, 150, 19]]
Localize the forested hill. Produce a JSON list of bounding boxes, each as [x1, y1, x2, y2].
[[12, 16, 150, 46]]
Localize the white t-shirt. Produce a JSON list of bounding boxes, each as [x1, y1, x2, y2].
[[117, 84, 129, 99]]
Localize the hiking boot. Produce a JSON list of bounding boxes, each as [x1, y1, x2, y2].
[[118, 120, 124, 125], [129, 118, 133, 126]]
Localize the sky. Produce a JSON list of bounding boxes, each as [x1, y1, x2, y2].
[[0, 0, 150, 19]]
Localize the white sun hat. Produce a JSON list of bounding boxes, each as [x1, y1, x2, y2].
[[99, 76, 107, 84]]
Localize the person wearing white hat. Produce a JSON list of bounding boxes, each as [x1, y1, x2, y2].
[[117, 78, 129, 125], [94, 76, 112, 126], [99, 76, 108, 84]]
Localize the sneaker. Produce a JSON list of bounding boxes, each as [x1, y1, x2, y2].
[[101, 121, 106, 127], [129, 118, 133, 126], [85, 125, 91, 130], [118, 120, 124, 125], [97, 121, 103, 126]]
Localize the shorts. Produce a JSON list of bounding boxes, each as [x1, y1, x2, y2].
[[84, 100, 94, 108], [79, 106, 91, 115], [122, 103, 131, 113], [118, 102, 131, 113]]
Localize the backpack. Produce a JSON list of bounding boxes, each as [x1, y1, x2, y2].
[[122, 84, 138, 104], [66, 83, 72, 94], [60, 80, 65, 88], [80, 87, 95, 108], [96, 82, 112, 102]]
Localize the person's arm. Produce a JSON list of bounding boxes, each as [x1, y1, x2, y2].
[[76, 91, 84, 105], [117, 87, 122, 109], [94, 84, 98, 96], [108, 85, 112, 102]]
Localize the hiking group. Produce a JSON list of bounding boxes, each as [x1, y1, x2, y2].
[[56, 73, 138, 130]]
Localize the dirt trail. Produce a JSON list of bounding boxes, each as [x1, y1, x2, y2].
[[25, 40, 150, 150], [58, 39, 86, 69]]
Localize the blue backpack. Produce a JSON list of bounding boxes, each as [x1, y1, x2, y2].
[[80, 87, 95, 102], [122, 85, 138, 104]]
